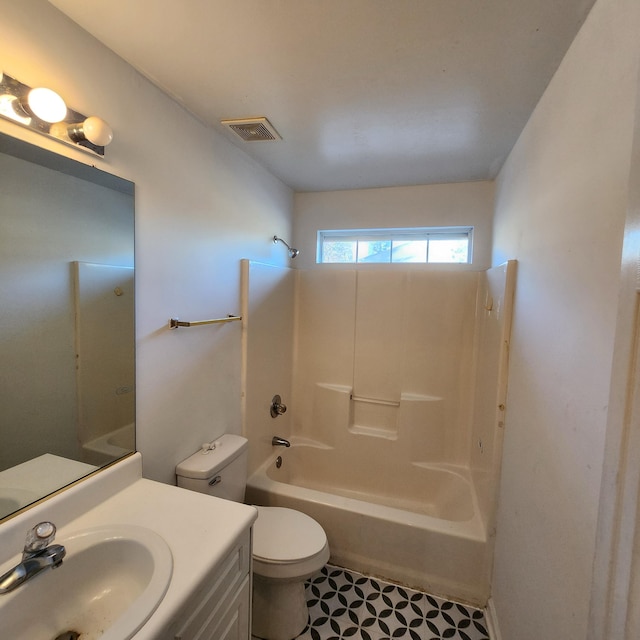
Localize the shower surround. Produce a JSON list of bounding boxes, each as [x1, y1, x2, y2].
[[242, 261, 516, 605]]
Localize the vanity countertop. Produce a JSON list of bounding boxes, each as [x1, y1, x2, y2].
[[0, 454, 98, 518], [0, 452, 258, 639]]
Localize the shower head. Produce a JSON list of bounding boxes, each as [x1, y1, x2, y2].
[[273, 235, 299, 259]]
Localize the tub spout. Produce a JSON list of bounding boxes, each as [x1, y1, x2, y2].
[[272, 436, 290, 447]]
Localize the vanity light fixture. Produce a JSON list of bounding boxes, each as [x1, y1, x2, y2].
[[64, 116, 113, 147], [22, 87, 67, 123], [0, 71, 113, 156]]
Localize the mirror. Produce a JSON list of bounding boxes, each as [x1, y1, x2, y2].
[[0, 132, 135, 521]]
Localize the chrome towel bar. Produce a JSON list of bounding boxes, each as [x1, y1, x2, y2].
[[169, 315, 241, 329]]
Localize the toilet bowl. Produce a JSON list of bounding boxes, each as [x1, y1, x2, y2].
[[252, 506, 329, 640], [175, 435, 330, 640]]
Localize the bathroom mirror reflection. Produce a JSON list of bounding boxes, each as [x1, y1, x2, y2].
[[0, 131, 135, 521]]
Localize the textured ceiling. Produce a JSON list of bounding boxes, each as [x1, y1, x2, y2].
[[48, 0, 596, 192]]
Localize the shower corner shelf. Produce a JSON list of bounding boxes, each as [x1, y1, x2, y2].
[[348, 424, 398, 440]]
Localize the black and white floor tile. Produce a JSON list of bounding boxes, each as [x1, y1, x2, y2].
[[295, 565, 490, 640]]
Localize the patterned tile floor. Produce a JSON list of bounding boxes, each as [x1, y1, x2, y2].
[[294, 565, 491, 640]]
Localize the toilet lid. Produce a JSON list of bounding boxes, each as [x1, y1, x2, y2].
[[253, 506, 327, 564]]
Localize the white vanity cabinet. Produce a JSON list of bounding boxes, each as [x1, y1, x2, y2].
[[167, 529, 252, 640], [0, 455, 259, 640]]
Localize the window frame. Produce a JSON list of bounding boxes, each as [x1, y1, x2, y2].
[[317, 226, 474, 265]]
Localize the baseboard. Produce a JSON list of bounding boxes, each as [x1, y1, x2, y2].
[[484, 597, 502, 640]]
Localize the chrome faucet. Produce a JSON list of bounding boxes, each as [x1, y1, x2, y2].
[[272, 436, 291, 447], [0, 522, 66, 594]]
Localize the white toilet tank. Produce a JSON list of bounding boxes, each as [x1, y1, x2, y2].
[[176, 434, 248, 502]]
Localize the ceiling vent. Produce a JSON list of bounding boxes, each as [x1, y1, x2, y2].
[[221, 117, 281, 142]]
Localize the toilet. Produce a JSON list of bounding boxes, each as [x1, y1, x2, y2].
[[176, 434, 330, 640]]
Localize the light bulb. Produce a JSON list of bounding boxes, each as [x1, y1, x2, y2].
[[82, 116, 113, 146], [1, 94, 31, 125], [27, 87, 67, 123]]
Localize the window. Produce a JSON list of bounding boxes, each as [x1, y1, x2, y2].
[[318, 227, 473, 264]]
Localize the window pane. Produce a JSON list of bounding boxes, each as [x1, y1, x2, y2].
[[357, 240, 391, 263], [323, 240, 356, 263], [428, 238, 469, 263], [390, 240, 427, 263], [318, 227, 473, 264]]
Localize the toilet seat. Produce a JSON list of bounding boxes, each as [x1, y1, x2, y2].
[[253, 506, 327, 563], [252, 506, 330, 580]]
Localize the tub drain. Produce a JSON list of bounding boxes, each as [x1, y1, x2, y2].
[[276, 455, 282, 468], [54, 632, 80, 640]]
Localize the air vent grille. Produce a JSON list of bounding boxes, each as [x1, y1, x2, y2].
[[221, 117, 281, 142]]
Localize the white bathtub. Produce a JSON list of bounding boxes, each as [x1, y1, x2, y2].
[[246, 440, 490, 606], [82, 423, 135, 466]]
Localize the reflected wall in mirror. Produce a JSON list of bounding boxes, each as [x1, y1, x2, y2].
[[0, 132, 135, 521]]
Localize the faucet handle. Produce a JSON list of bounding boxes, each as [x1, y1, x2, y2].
[[24, 521, 56, 554], [270, 395, 287, 418]]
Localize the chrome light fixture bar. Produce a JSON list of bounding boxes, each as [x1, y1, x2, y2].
[[0, 72, 112, 156]]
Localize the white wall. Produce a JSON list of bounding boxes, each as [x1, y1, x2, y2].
[[293, 181, 495, 270], [292, 269, 479, 461], [491, 0, 640, 636], [587, 66, 640, 639], [0, 0, 293, 484], [241, 261, 295, 475]]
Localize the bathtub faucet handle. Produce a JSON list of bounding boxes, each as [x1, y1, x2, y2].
[[270, 395, 287, 418], [272, 436, 290, 447]]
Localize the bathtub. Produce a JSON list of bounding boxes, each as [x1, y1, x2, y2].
[[245, 440, 490, 606], [82, 423, 135, 466]]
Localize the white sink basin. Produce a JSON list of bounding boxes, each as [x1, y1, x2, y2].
[[0, 524, 173, 640]]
